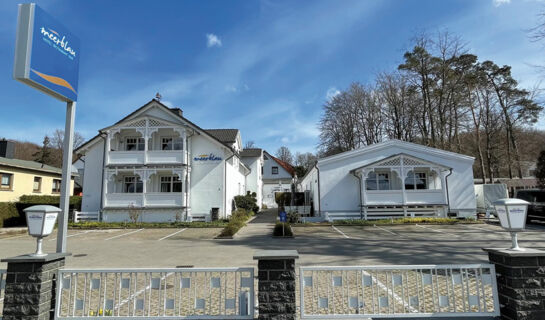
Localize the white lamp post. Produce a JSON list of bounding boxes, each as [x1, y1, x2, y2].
[[493, 198, 530, 251], [24, 205, 61, 257]]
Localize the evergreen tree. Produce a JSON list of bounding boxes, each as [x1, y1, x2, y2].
[[33, 135, 52, 165], [536, 150, 545, 190]]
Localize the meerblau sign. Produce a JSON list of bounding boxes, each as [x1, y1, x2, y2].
[[13, 3, 80, 102], [194, 154, 222, 161]]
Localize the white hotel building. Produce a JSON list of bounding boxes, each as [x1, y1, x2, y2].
[[76, 99, 262, 222]]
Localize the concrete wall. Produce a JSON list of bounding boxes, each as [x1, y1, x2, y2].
[[81, 139, 105, 212], [0, 165, 74, 202]]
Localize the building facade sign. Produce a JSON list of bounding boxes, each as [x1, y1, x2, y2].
[[194, 154, 222, 162], [13, 3, 80, 102]]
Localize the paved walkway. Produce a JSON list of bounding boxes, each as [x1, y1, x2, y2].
[[235, 208, 277, 239]]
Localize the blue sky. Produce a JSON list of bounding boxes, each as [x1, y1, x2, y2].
[[0, 0, 543, 154]]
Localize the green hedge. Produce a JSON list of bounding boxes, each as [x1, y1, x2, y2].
[[234, 192, 259, 213], [218, 208, 254, 238], [0, 202, 20, 228], [273, 222, 293, 237], [0, 195, 82, 228], [332, 217, 481, 226]]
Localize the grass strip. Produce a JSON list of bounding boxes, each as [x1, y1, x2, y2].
[[68, 220, 228, 229]]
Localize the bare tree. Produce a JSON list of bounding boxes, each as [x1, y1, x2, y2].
[[244, 140, 256, 149], [275, 146, 294, 164]]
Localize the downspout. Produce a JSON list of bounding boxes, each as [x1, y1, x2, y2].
[[445, 168, 453, 216], [99, 134, 107, 220], [184, 130, 195, 221], [224, 152, 235, 219], [314, 161, 321, 217], [351, 171, 363, 219]]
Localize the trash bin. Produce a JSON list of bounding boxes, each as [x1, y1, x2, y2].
[[211, 207, 219, 221]]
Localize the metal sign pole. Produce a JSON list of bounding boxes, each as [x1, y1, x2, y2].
[[56, 101, 76, 253]]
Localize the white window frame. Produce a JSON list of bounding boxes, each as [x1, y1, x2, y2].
[[272, 166, 279, 175], [125, 137, 145, 151], [366, 172, 391, 191], [160, 175, 182, 193], [405, 171, 428, 190], [123, 176, 143, 193], [161, 137, 183, 151]]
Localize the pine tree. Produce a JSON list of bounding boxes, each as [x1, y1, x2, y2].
[[33, 135, 52, 165], [536, 150, 545, 190]]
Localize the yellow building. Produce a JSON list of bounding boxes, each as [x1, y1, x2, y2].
[[0, 156, 75, 202]]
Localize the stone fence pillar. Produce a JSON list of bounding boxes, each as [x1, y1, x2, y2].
[[254, 250, 299, 320], [1, 253, 69, 320], [484, 248, 545, 320]]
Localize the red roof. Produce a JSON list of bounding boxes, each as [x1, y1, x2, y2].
[[268, 153, 295, 177]]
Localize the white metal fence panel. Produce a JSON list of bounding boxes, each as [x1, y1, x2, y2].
[[299, 264, 499, 319], [73, 211, 100, 223], [0, 269, 5, 320], [55, 268, 254, 319]]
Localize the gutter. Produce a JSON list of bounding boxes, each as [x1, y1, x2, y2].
[[224, 152, 236, 219], [99, 133, 107, 216], [314, 161, 321, 217], [351, 171, 363, 219], [445, 168, 453, 216]]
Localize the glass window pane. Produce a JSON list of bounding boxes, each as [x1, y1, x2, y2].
[[404, 172, 415, 190], [136, 181, 143, 193], [172, 182, 182, 193], [162, 138, 173, 150], [1, 174, 10, 186], [415, 172, 427, 189], [161, 182, 171, 192], [173, 138, 183, 150], [366, 172, 377, 190]]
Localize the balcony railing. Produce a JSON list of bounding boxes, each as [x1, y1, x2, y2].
[[104, 192, 185, 208], [366, 189, 445, 205], [107, 150, 186, 165]]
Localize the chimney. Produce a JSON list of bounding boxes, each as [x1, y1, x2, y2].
[[170, 107, 183, 117], [0, 139, 15, 159]]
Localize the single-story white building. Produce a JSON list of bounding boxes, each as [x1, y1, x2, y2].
[[299, 140, 476, 220], [76, 99, 255, 222]]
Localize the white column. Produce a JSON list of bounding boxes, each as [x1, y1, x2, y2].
[[105, 131, 111, 165], [441, 170, 448, 206], [360, 172, 368, 220]]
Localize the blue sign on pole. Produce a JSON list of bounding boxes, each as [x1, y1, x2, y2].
[[13, 3, 80, 102], [279, 211, 287, 222]]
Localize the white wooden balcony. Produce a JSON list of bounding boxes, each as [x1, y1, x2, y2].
[[107, 150, 186, 165], [104, 192, 185, 208], [366, 190, 404, 205], [406, 190, 444, 204]]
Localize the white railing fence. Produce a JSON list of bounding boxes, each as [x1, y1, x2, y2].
[[0, 269, 6, 320], [73, 211, 100, 223], [55, 268, 254, 319], [299, 264, 499, 319]]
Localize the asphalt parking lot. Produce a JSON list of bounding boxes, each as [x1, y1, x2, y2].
[[1, 219, 544, 269]]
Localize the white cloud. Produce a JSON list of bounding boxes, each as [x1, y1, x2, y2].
[[493, 0, 510, 7], [206, 33, 222, 48], [325, 87, 340, 101]]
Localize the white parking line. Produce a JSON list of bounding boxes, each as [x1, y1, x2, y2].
[[415, 224, 460, 237], [331, 226, 350, 239], [374, 224, 404, 237], [48, 230, 91, 241], [158, 228, 187, 241], [104, 229, 144, 241], [0, 233, 28, 240]]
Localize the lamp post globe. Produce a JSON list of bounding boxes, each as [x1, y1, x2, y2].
[[492, 198, 530, 251], [24, 205, 61, 257]]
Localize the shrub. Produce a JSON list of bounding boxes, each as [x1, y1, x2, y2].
[[287, 211, 299, 223], [0, 202, 20, 228], [234, 192, 259, 213], [69, 220, 229, 229], [273, 222, 293, 237], [18, 195, 82, 207], [262, 204, 268, 209], [332, 217, 482, 226], [218, 208, 254, 237]]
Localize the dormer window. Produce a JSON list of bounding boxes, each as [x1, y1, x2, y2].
[[272, 166, 279, 174]]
